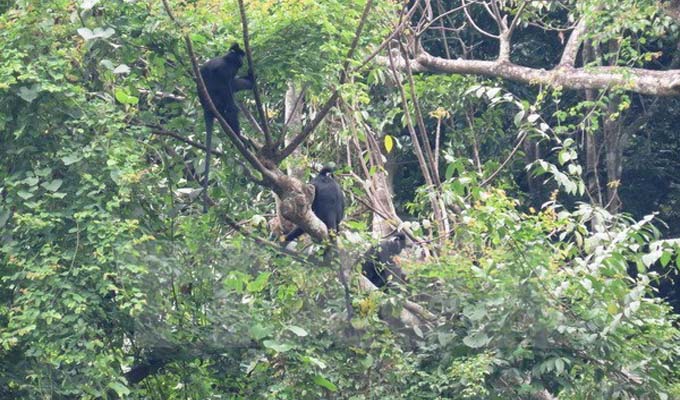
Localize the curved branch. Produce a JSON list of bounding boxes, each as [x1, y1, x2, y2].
[[559, 18, 587, 67], [507, 1, 528, 35], [479, 129, 528, 188], [462, 0, 499, 39]]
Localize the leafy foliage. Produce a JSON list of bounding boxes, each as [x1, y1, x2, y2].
[[1, 0, 679, 399]]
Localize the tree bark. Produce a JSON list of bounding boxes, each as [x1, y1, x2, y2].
[[379, 52, 680, 96]]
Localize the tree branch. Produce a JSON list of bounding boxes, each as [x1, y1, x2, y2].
[[558, 18, 587, 67], [237, 0, 272, 150], [148, 126, 224, 156], [390, 50, 680, 96], [461, 0, 499, 39]]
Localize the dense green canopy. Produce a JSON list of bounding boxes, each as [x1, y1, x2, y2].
[[1, 1, 679, 399]]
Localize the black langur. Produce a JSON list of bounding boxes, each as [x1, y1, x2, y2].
[[284, 165, 345, 243], [198, 43, 254, 212], [362, 232, 408, 289]]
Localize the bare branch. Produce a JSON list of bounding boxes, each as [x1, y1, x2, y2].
[[355, 3, 418, 73], [418, 3, 467, 33], [462, 0, 499, 39], [237, 101, 265, 139], [559, 18, 587, 67], [506, 1, 528, 35], [275, 92, 339, 162], [398, 50, 680, 96], [237, 0, 272, 149], [489, 0, 506, 30], [149, 126, 223, 157], [479, 130, 528, 188], [284, 86, 306, 128], [216, 208, 311, 264]]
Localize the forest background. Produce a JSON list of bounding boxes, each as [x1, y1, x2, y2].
[[2, 0, 680, 399]]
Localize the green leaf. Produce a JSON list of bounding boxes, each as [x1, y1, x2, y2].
[[558, 150, 570, 165], [114, 88, 139, 105], [384, 134, 394, 153], [62, 154, 82, 166], [249, 323, 272, 340], [77, 27, 115, 41], [247, 272, 271, 293], [555, 358, 565, 375], [34, 167, 52, 177], [313, 375, 338, 392], [463, 303, 487, 321], [607, 303, 618, 315], [41, 179, 63, 192], [286, 325, 308, 337], [659, 251, 672, 267], [107, 381, 130, 397], [462, 331, 490, 348], [17, 84, 41, 103], [303, 356, 327, 369], [445, 163, 456, 180], [513, 110, 525, 127], [0, 209, 10, 228], [360, 354, 374, 369], [113, 64, 131, 74], [17, 191, 34, 200], [263, 340, 294, 353], [486, 87, 501, 98], [642, 250, 662, 267]]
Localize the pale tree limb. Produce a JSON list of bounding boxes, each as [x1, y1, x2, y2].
[[407, 51, 680, 96], [377, 2, 680, 96], [354, 1, 419, 73], [461, 0, 499, 39], [558, 18, 587, 67]]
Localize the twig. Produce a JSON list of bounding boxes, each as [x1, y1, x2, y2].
[[478, 129, 528, 188], [216, 209, 311, 264], [149, 125, 224, 156]]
